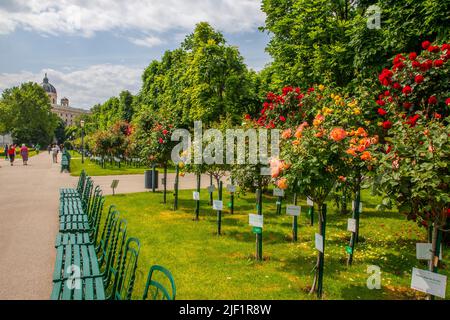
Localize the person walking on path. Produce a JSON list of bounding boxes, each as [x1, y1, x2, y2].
[[47, 145, 51, 155], [4, 144, 8, 160], [8, 144, 16, 166], [35, 143, 40, 155], [20, 144, 29, 166], [51, 144, 57, 163]]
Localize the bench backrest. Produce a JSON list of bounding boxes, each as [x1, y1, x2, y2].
[[112, 237, 141, 300], [142, 265, 176, 300]]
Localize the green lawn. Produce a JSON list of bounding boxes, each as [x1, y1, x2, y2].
[[68, 151, 175, 176], [103, 189, 449, 300]]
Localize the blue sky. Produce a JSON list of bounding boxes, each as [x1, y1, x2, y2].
[[0, 0, 271, 109]]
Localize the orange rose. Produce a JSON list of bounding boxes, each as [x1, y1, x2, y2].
[[346, 148, 357, 156], [356, 127, 368, 137], [277, 178, 288, 190], [360, 151, 372, 161], [282, 129, 292, 139], [329, 127, 347, 142]]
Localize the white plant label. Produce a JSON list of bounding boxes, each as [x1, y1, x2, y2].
[[207, 185, 216, 193], [213, 200, 223, 211], [307, 197, 314, 207], [411, 267, 447, 298], [416, 243, 443, 260], [347, 218, 357, 233], [273, 188, 285, 197], [193, 191, 200, 201], [286, 205, 301, 217], [352, 201, 363, 213], [249, 214, 263, 228], [315, 233, 324, 253]]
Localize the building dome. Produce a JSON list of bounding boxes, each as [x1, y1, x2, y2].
[[41, 73, 57, 94]]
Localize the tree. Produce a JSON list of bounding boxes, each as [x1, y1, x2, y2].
[[119, 90, 134, 123], [0, 82, 58, 145], [139, 22, 260, 127], [261, 0, 450, 89], [371, 42, 450, 286]]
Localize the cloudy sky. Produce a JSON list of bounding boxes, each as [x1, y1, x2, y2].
[[0, 0, 271, 109]]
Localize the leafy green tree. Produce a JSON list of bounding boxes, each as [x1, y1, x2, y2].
[[261, 0, 450, 88], [139, 22, 260, 127], [0, 82, 58, 145], [119, 90, 134, 123]]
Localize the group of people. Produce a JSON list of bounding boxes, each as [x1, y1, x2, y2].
[[3, 144, 29, 166]]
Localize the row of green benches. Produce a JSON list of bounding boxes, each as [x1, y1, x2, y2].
[[52, 170, 176, 300]]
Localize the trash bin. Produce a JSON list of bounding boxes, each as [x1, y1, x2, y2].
[[145, 169, 159, 189]]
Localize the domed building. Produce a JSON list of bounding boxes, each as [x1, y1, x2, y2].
[[41, 73, 91, 126]]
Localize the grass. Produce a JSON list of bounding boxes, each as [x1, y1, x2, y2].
[[68, 151, 175, 176], [0, 149, 37, 159], [103, 188, 449, 300]]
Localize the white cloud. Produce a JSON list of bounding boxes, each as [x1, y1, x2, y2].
[[0, 0, 265, 40], [0, 64, 143, 109], [128, 35, 164, 48]]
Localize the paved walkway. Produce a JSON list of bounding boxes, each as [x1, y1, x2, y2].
[[91, 172, 228, 195], [0, 152, 75, 299]]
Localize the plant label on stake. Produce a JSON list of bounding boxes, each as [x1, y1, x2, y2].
[[273, 188, 285, 197], [411, 267, 447, 298], [347, 218, 357, 233], [207, 185, 216, 193], [193, 191, 200, 201], [226, 184, 236, 193], [307, 197, 314, 207], [352, 201, 363, 213], [416, 243, 443, 260], [315, 233, 324, 253], [286, 205, 301, 216], [249, 214, 263, 228], [213, 200, 223, 211]]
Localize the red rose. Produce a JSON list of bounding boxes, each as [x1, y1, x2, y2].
[[422, 41, 431, 49], [384, 91, 390, 96], [162, 129, 169, 135], [428, 46, 440, 53], [434, 59, 444, 67], [159, 138, 164, 144], [406, 114, 420, 127], [434, 113, 442, 119], [403, 102, 412, 110], [442, 44, 450, 51], [412, 60, 421, 68], [414, 75, 424, 84], [393, 82, 402, 90], [402, 85, 412, 95], [279, 115, 286, 122], [420, 60, 433, 72], [244, 114, 252, 120], [376, 99, 385, 107], [382, 120, 393, 130], [428, 96, 438, 105], [282, 86, 293, 95], [409, 52, 417, 61], [377, 108, 387, 116], [446, 98, 450, 106]]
